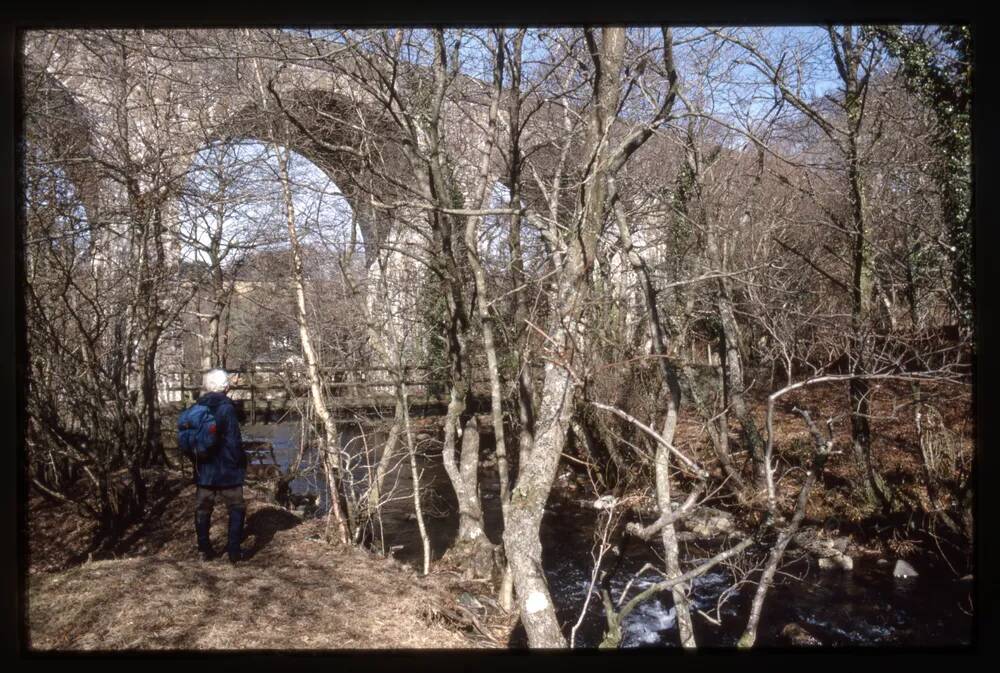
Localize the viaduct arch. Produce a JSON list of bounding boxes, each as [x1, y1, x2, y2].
[[22, 28, 680, 377]]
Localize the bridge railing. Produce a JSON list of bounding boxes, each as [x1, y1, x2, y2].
[[156, 365, 490, 418]]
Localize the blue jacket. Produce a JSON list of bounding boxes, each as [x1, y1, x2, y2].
[[191, 392, 245, 488]]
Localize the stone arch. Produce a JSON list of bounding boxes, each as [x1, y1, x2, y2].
[[180, 138, 359, 263], [197, 85, 436, 372], [210, 86, 413, 270], [25, 47, 412, 272]]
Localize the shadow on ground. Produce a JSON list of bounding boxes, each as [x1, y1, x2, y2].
[[244, 507, 301, 559]]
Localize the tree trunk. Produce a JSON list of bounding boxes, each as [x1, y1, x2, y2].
[[503, 27, 636, 647], [361, 399, 403, 533], [612, 189, 696, 648], [506, 29, 535, 481], [715, 275, 765, 488], [398, 382, 431, 574], [847, 136, 889, 512], [275, 146, 349, 545], [458, 416, 486, 541], [504, 355, 577, 648], [740, 410, 833, 648], [842, 27, 891, 512], [440, 380, 486, 544], [462, 31, 511, 525], [654, 430, 696, 647]]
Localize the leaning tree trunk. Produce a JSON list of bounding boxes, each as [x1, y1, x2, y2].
[[360, 399, 404, 543], [248, 47, 350, 540], [739, 409, 834, 648], [503, 26, 679, 647], [504, 135, 609, 647], [655, 428, 696, 647], [275, 146, 350, 545]]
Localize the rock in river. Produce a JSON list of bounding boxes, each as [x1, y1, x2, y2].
[[818, 555, 854, 571], [782, 622, 822, 646], [893, 559, 919, 578]]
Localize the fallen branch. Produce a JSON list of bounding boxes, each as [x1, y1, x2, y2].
[[589, 401, 709, 479], [624, 483, 705, 541]]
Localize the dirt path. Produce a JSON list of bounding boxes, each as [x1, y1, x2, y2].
[[27, 476, 492, 650]]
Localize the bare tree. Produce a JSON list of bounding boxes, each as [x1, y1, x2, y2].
[[24, 30, 200, 544], [717, 26, 895, 510]]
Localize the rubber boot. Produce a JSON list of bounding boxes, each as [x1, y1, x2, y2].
[[195, 511, 213, 561], [226, 506, 246, 564]]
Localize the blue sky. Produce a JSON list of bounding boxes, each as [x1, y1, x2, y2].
[[181, 140, 356, 267]]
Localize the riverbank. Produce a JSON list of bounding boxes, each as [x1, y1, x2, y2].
[[25, 374, 974, 650], [26, 472, 511, 650]]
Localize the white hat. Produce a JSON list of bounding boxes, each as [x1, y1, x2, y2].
[[204, 368, 230, 393]]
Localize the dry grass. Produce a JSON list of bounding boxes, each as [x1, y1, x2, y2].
[[27, 475, 493, 651]]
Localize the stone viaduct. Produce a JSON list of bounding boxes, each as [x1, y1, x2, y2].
[[22, 28, 682, 386]]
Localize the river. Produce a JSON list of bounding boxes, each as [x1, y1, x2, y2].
[[243, 420, 974, 648]]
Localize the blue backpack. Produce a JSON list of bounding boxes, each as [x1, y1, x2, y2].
[[177, 403, 222, 461]]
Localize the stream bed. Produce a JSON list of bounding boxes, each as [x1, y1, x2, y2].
[[243, 420, 974, 648]]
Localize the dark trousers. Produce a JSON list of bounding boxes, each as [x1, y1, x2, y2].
[[195, 485, 246, 558], [195, 485, 245, 516]]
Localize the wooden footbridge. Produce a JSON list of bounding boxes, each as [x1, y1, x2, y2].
[[158, 365, 491, 423]]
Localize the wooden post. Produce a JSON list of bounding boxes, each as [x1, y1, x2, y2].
[[250, 364, 256, 426]]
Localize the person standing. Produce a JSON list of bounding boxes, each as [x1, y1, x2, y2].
[[190, 368, 247, 564]]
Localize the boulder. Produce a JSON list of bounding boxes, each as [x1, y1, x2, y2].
[[682, 506, 736, 538], [893, 559, 919, 578], [793, 529, 853, 571]]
